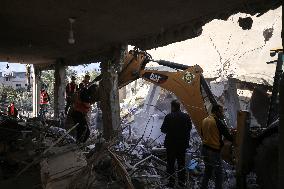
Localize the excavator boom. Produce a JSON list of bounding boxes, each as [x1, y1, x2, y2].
[[92, 50, 216, 134], [117, 50, 217, 134]]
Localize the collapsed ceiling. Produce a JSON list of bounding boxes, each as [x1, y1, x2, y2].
[[0, 0, 281, 66]]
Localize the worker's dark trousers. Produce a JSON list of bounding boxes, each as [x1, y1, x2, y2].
[[39, 104, 48, 119], [65, 97, 72, 115], [201, 146, 223, 189], [71, 111, 90, 143], [166, 146, 186, 185]]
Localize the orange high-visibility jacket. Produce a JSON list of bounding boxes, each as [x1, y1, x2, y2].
[[73, 93, 91, 113], [40, 91, 49, 105]]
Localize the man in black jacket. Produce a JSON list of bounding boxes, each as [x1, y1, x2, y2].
[[161, 100, 192, 187]]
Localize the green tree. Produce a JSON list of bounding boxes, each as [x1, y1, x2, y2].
[[0, 84, 32, 112]]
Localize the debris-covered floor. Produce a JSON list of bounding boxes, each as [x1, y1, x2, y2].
[[0, 75, 267, 189]]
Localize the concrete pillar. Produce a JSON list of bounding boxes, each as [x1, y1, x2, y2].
[[224, 78, 240, 128], [278, 25, 283, 189], [32, 65, 41, 117], [100, 45, 127, 140], [54, 62, 66, 118], [279, 55, 283, 189], [119, 87, 127, 102], [96, 103, 103, 131]]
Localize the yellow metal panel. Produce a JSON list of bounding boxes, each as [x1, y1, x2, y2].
[[118, 51, 208, 135], [140, 68, 208, 134]]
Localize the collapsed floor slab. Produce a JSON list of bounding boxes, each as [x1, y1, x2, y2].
[[40, 146, 87, 189]]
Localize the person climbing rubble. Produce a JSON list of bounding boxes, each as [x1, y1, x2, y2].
[[7, 102, 18, 118], [70, 83, 98, 143], [65, 75, 78, 115], [200, 104, 233, 189], [39, 87, 50, 119], [161, 100, 192, 188]]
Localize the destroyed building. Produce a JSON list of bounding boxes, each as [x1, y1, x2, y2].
[[0, 1, 283, 189]]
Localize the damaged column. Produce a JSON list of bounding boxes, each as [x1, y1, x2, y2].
[[32, 65, 41, 117], [54, 60, 66, 118], [100, 45, 127, 140], [224, 78, 240, 128], [279, 51, 283, 189]]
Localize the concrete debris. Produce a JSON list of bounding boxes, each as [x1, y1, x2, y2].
[[0, 114, 77, 188], [236, 75, 273, 86], [40, 146, 86, 189], [0, 72, 271, 189], [250, 88, 270, 127]]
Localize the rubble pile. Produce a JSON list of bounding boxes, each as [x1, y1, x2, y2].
[[109, 78, 263, 189], [0, 114, 77, 188], [66, 140, 167, 189], [0, 75, 269, 189]]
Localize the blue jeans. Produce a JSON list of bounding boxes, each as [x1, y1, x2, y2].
[[201, 145, 223, 189]]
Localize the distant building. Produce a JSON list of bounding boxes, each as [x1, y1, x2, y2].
[[0, 71, 31, 89]]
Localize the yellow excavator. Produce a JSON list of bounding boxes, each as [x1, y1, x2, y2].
[[91, 48, 282, 189], [118, 49, 216, 136]]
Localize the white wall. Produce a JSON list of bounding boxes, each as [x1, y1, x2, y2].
[[0, 72, 32, 89]]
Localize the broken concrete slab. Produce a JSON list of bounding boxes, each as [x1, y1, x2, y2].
[[250, 87, 270, 127], [224, 78, 241, 128], [40, 146, 87, 189]]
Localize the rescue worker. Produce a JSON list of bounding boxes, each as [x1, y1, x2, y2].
[[200, 104, 233, 189], [65, 76, 78, 115], [161, 100, 192, 187], [7, 102, 18, 118], [71, 83, 98, 143], [79, 74, 90, 89], [39, 88, 50, 119]]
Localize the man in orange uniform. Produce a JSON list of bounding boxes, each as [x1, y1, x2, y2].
[[71, 83, 98, 143], [39, 88, 50, 119], [7, 102, 18, 118]]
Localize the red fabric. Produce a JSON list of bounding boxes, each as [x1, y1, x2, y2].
[[73, 93, 91, 113], [40, 91, 49, 105], [10, 104, 15, 115], [67, 82, 77, 94]]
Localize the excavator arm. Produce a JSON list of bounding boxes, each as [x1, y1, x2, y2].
[[118, 50, 217, 134]]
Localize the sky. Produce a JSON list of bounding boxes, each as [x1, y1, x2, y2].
[[0, 62, 26, 72], [69, 63, 101, 75], [0, 62, 101, 74]]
